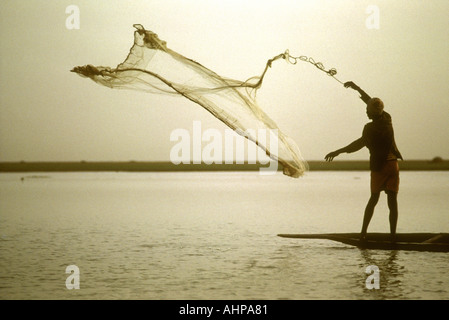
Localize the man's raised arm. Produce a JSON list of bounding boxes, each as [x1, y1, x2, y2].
[[344, 81, 371, 104]]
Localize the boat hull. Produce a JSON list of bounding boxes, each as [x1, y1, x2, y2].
[[277, 233, 449, 252]]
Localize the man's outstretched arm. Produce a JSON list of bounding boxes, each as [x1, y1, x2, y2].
[[325, 138, 365, 161], [344, 81, 371, 104]]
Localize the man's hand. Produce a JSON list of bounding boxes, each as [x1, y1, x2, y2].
[[344, 81, 357, 89], [325, 151, 340, 162], [344, 81, 371, 104]]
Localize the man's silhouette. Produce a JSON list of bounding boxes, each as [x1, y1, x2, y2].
[[325, 81, 402, 241]]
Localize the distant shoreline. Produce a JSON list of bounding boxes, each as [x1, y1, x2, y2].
[[0, 160, 448, 172]]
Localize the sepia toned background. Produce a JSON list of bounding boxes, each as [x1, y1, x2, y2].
[[1, 0, 448, 163]]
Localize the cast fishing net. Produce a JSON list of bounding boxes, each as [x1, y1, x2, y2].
[[72, 25, 342, 178]]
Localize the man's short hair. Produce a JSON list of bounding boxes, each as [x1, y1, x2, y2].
[[367, 98, 384, 115]]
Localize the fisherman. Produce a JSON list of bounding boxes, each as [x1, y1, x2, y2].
[[325, 81, 402, 242]]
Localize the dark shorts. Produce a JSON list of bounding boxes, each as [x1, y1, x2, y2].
[[371, 160, 400, 193]]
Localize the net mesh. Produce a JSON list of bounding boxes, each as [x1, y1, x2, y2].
[[72, 24, 310, 177]]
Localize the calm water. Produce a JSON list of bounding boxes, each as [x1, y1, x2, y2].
[[0, 171, 448, 300]]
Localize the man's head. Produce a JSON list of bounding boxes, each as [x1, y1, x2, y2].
[[366, 98, 384, 119]]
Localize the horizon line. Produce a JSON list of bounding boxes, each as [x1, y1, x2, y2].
[[0, 160, 448, 172]]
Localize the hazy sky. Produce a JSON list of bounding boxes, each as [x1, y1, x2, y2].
[[0, 0, 448, 162]]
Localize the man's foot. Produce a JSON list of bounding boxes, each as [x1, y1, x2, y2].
[[360, 233, 367, 242], [390, 233, 397, 243]]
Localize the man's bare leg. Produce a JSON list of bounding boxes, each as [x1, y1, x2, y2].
[[387, 190, 398, 242], [360, 192, 380, 240]]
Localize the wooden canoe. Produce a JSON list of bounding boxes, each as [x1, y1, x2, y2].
[[277, 233, 449, 252]]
